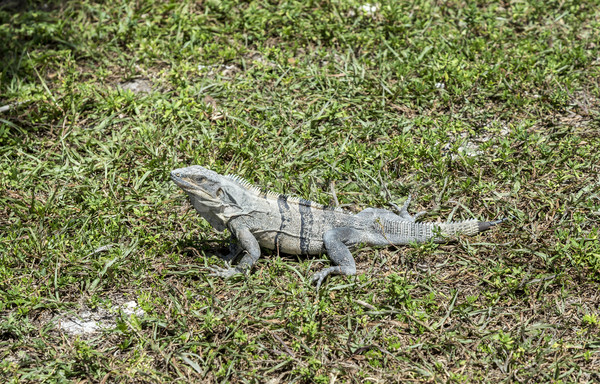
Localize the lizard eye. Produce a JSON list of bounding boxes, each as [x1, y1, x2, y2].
[[196, 176, 206, 183]]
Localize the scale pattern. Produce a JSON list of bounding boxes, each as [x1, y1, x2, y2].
[[171, 165, 505, 288]]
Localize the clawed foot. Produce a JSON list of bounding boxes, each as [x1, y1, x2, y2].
[[390, 194, 426, 222], [206, 262, 243, 278], [311, 270, 329, 291]]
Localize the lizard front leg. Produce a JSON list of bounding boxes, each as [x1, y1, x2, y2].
[[312, 227, 360, 290], [221, 239, 244, 263], [208, 222, 261, 278]]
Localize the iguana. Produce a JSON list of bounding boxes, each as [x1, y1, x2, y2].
[[171, 166, 505, 289]]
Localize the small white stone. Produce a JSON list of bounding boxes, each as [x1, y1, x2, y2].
[[358, 3, 379, 16], [58, 318, 108, 335], [120, 301, 146, 317], [456, 142, 483, 157]]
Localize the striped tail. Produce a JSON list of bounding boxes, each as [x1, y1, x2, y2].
[[477, 217, 509, 232], [439, 217, 508, 237]]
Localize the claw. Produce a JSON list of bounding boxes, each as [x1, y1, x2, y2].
[[389, 202, 403, 214], [311, 271, 327, 291], [390, 195, 426, 222], [402, 194, 413, 211], [311, 274, 325, 292]]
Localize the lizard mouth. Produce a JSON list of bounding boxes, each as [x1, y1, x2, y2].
[[170, 172, 201, 192], [170, 171, 217, 203]]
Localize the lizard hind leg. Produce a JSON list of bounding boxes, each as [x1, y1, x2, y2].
[[312, 227, 362, 290], [390, 194, 426, 222]]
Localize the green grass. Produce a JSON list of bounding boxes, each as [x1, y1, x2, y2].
[[1, 0, 600, 382]]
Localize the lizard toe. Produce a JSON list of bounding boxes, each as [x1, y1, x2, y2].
[[311, 270, 329, 290], [206, 265, 242, 278], [390, 195, 427, 222]]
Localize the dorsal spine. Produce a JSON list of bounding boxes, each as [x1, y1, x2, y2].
[[225, 174, 339, 210]]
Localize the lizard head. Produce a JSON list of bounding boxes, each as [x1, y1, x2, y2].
[[170, 166, 245, 231], [171, 166, 226, 204]]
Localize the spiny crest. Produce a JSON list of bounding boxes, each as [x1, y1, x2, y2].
[[224, 173, 340, 210], [224, 174, 261, 194]]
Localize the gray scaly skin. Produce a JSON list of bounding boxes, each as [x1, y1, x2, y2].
[[171, 166, 506, 289]]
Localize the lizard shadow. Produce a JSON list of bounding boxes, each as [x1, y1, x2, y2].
[[175, 237, 229, 260], [175, 237, 321, 268]]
